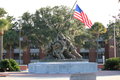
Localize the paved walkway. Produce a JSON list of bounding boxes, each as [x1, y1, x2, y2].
[[0, 71, 120, 80]]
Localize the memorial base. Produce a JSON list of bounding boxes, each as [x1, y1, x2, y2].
[[28, 62, 97, 80], [70, 73, 96, 80]]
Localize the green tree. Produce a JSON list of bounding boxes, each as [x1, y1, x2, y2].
[[3, 29, 19, 59], [19, 6, 84, 54], [0, 8, 7, 17], [106, 15, 120, 57], [0, 8, 11, 60], [89, 22, 106, 62], [74, 28, 92, 48], [74, 22, 106, 50], [89, 22, 106, 47]]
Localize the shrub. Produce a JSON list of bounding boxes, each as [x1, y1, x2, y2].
[[104, 57, 120, 70], [0, 59, 20, 72], [0, 59, 11, 72], [9, 59, 20, 71]]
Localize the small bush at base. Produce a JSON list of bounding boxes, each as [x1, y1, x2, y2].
[[0, 59, 20, 72], [104, 57, 120, 70]]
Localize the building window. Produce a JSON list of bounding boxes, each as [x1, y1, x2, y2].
[[98, 53, 103, 59], [14, 53, 23, 60], [80, 53, 89, 59], [3, 53, 6, 59], [30, 53, 39, 60], [14, 53, 19, 59], [99, 41, 105, 48]]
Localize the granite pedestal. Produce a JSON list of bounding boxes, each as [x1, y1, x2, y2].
[[28, 62, 97, 80]]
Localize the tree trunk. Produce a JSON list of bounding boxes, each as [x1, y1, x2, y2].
[[0, 35, 3, 60], [96, 34, 100, 62], [9, 45, 12, 59], [117, 43, 120, 57], [39, 47, 45, 59]]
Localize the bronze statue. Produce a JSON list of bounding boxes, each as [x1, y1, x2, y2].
[[45, 33, 82, 60]]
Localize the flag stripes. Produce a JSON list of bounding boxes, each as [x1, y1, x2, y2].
[[74, 4, 92, 28]]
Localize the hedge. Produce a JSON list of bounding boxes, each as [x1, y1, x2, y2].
[[104, 57, 120, 70]]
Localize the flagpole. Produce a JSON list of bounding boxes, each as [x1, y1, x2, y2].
[[58, 0, 78, 30], [43, 0, 78, 31], [63, 0, 77, 20], [69, 0, 78, 13]]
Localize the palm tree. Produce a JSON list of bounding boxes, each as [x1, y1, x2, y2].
[[3, 29, 19, 59], [0, 19, 10, 60], [0, 8, 10, 60], [89, 22, 107, 62]]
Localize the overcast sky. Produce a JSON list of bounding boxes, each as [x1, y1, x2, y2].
[[0, 0, 119, 27]]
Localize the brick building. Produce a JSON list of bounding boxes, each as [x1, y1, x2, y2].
[[3, 39, 119, 64]]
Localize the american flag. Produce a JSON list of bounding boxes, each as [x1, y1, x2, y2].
[[74, 4, 93, 28]]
